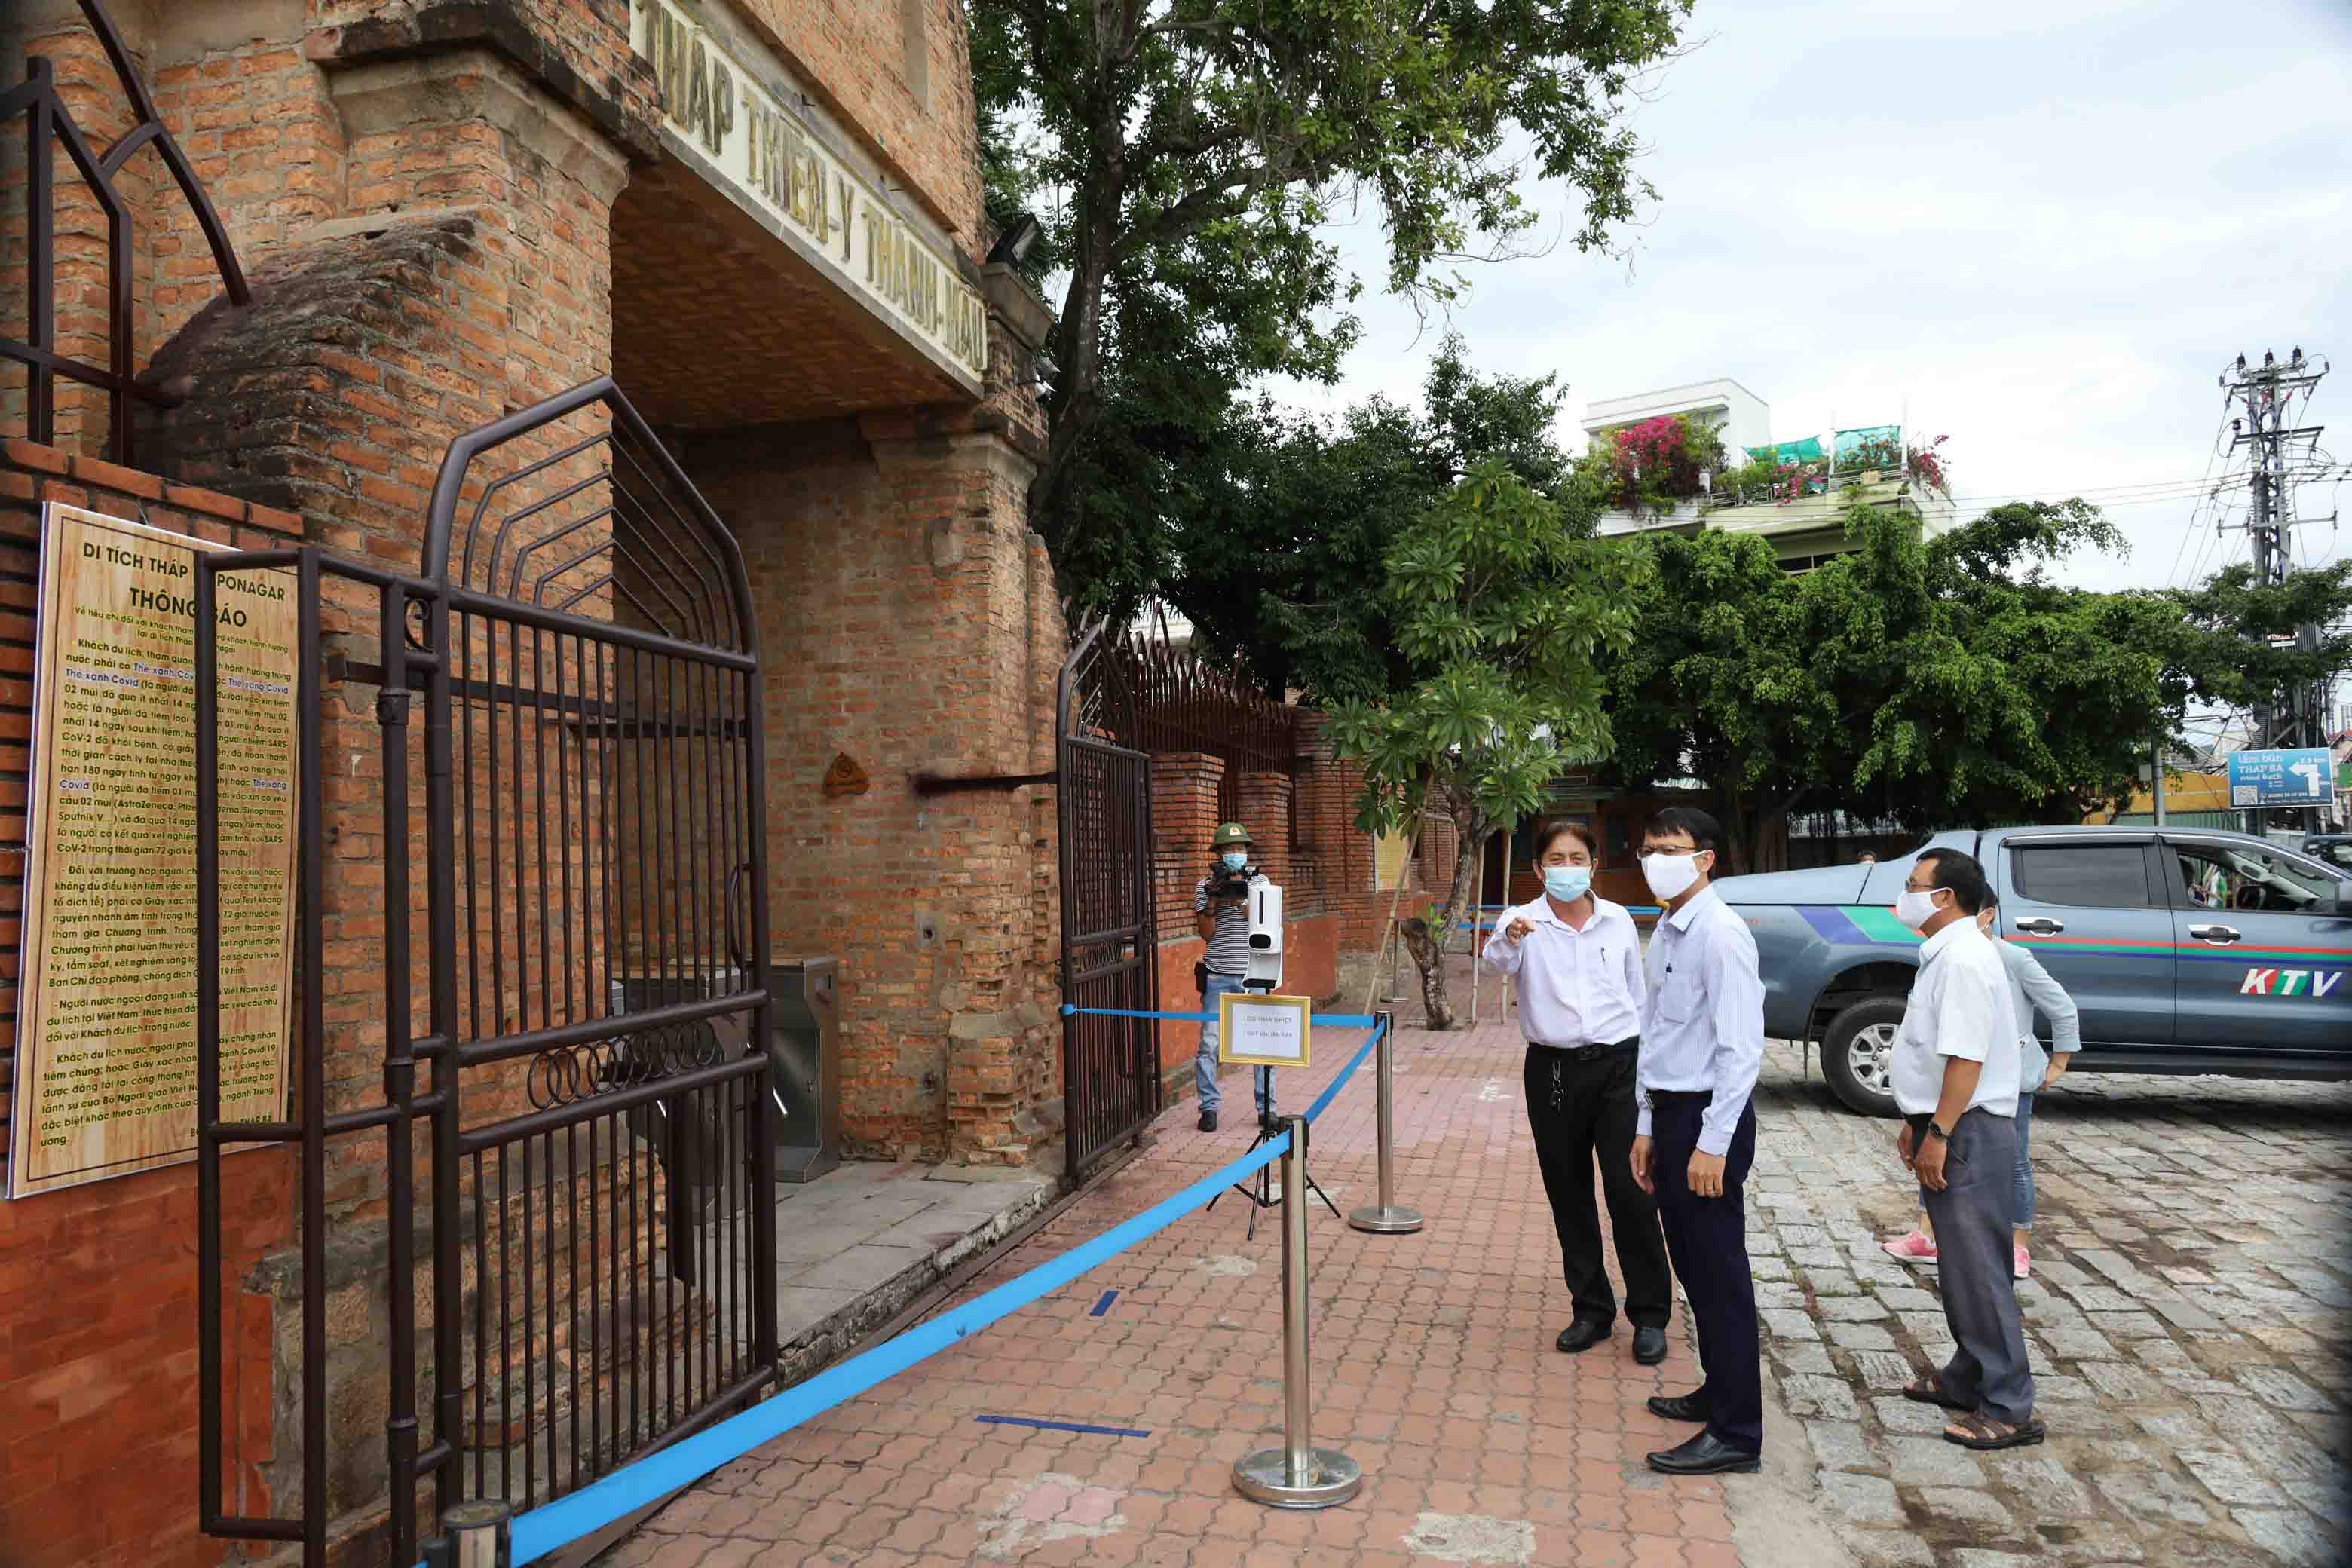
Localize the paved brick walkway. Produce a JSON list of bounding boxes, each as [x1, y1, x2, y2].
[[596, 1014, 1781, 1567], [596, 1003, 2352, 1568]]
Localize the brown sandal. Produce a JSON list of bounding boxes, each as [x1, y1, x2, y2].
[[1903, 1376, 1971, 1412], [1943, 1410, 2046, 1450]]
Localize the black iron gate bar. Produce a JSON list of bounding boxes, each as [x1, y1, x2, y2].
[[194, 378, 779, 1566], [3, 0, 251, 466]]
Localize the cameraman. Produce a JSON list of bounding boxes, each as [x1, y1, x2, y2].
[[1193, 821, 1273, 1133]]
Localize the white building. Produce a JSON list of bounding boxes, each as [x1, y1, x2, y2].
[[1579, 377, 1956, 569]]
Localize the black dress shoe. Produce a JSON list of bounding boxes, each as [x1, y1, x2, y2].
[[1646, 1430, 1759, 1475], [1554, 1319, 1612, 1354], [1198, 1109, 1217, 1132], [1633, 1326, 1668, 1365], [1646, 1390, 1710, 1423]]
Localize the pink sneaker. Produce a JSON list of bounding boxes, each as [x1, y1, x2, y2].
[[1883, 1230, 1938, 1264], [2014, 1245, 2031, 1280]]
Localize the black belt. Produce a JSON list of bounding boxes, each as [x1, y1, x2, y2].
[[1530, 1034, 1639, 1057], [1646, 1088, 1714, 1107]]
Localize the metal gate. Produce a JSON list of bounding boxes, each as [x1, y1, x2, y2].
[[1057, 618, 1160, 1176], [194, 379, 776, 1563]]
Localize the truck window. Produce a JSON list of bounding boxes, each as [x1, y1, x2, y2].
[[2008, 844, 2154, 908], [2167, 841, 2340, 914]]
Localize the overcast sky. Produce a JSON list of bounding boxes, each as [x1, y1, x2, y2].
[[1274, 0, 2352, 599]]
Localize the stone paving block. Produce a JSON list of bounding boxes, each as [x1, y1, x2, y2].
[[2230, 1506, 2341, 1566], [2125, 1337, 2194, 1370], [1788, 1245, 1844, 1269], [1847, 1533, 1936, 1567], [1804, 1269, 1864, 1297], [1983, 1450, 2089, 1512], [1920, 1486, 2013, 1529], [2032, 1374, 2095, 1404], [1806, 1419, 1882, 1474], [2085, 1310, 2169, 1340], [2036, 1325, 2121, 1360], [2176, 1447, 2287, 1506], [1779, 1374, 1862, 1420], [1828, 1322, 1898, 1352], [2231, 1364, 2337, 1413], [1821, 1295, 1889, 1321], [1763, 1308, 1824, 1341], [1885, 1437, 1986, 1487], [2092, 1470, 2211, 1526], [1778, 1343, 1837, 1376], [1950, 1552, 2037, 1568], [1819, 1470, 1903, 1524], [1851, 1350, 1916, 1390], [2078, 1361, 2160, 1402], [1873, 1285, 1939, 1312]]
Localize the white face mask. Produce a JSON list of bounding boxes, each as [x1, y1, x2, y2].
[[1641, 852, 1705, 901], [1895, 887, 1943, 929]]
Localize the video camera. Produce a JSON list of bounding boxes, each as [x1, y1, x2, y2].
[[1206, 856, 1260, 903]]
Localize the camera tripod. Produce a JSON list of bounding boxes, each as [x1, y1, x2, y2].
[[1208, 1101, 1339, 1240]]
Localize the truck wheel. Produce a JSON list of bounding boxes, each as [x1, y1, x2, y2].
[[1821, 997, 1906, 1118]]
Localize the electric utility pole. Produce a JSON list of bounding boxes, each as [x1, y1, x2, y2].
[[2220, 348, 2329, 836]]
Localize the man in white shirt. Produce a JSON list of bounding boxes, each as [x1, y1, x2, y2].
[[1482, 819, 1671, 1366], [1889, 847, 2042, 1453]]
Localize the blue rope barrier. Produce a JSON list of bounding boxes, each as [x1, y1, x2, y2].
[[501, 1129, 1294, 1563], [1303, 1018, 1384, 1125]]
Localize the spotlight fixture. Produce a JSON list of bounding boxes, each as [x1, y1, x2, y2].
[[988, 213, 1043, 268]]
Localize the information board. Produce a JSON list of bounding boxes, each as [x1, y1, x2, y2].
[[6, 505, 300, 1198], [2226, 748, 2335, 810], [1218, 992, 1312, 1070]]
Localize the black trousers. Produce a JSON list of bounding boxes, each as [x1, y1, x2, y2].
[[1523, 1042, 1671, 1331], [1650, 1091, 1762, 1454]]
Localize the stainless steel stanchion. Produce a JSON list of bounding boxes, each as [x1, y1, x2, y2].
[[1233, 1116, 1363, 1510], [1349, 1012, 1423, 1236], [424, 1502, 512, 1568]]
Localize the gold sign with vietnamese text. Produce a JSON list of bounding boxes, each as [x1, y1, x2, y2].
[[6, 505, 299, 1198], [630, 0, 989, 384]]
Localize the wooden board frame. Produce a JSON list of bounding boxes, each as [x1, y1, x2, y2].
[[1217, 991, 1312, 1070], [6, 504, 299, 1198]]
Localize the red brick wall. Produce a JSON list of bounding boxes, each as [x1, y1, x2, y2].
[[0, 442, 306, 1568], [686, 415, 1061, 1165], [736, 0, 985, 243]]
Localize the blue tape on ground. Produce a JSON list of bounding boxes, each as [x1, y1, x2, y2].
[[1060, 1005, 1380, 1028], [1303, 1021, 1384, 1125], [976, 1415, 1151, 1438], [504, 1130, 1291, 1563], [1089, 1288, 1118, 1316]]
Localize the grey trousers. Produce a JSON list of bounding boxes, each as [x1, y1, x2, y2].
[[1921, 1108, 2035, 1426]]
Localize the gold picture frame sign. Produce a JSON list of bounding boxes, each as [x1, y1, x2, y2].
[[1217, 991, 1312, 1070], [5, 504, 301, 1198]]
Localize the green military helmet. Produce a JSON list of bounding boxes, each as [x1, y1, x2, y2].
[[1211, 822, 1254, 848]]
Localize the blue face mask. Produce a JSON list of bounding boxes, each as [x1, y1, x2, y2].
[[1221, 851, 1249, 872], [1542, 865, 1592, 903]]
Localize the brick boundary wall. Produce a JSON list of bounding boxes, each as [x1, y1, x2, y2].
[[0, 439, 305, 1568]]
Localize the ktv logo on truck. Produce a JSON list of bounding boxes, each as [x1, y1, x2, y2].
[[2239, 968, 2346, 998]]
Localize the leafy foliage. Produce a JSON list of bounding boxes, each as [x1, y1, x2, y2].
[[969, 0, 1695, 571], [1323, 464, 1642, 1026], [1608, 497, 2202, 868], [1160, 335, 1583, 701]]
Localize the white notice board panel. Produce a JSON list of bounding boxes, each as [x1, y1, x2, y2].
[[1217, 993, 1312, 1070]]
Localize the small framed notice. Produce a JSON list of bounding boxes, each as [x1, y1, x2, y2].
[[1217, 992, 1312, 1070]]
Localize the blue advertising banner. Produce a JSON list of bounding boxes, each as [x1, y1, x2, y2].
[[2226, 748, 2335, 808]]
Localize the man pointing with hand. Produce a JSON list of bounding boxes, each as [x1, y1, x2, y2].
[[1629, 807, 1766, 1478]]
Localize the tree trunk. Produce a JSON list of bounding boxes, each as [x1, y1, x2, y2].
[[1407, 806, 1488, 1031]]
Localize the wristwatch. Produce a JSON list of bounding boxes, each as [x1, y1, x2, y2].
[[1924, 1120, 1952, 1144]]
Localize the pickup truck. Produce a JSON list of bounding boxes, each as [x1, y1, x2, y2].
[[1714, 825, 2352, 1116]]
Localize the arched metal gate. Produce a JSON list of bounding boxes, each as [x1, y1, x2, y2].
[[194, 379, 776, 1563], [1057, 618, 1160, 1177]]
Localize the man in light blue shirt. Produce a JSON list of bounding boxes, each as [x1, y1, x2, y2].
[[1628, 806, 1766, 1477]]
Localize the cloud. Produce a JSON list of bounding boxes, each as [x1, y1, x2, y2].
[[1269, 0, 2352, 593]]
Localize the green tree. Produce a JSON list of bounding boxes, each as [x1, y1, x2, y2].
[[2158, 559, 2352, 729], [1323, 463, 1640, 1027], [1609, 497, 2201, 867], [968, 0, 1694, 568], [1167, 335, 1582, 700]]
